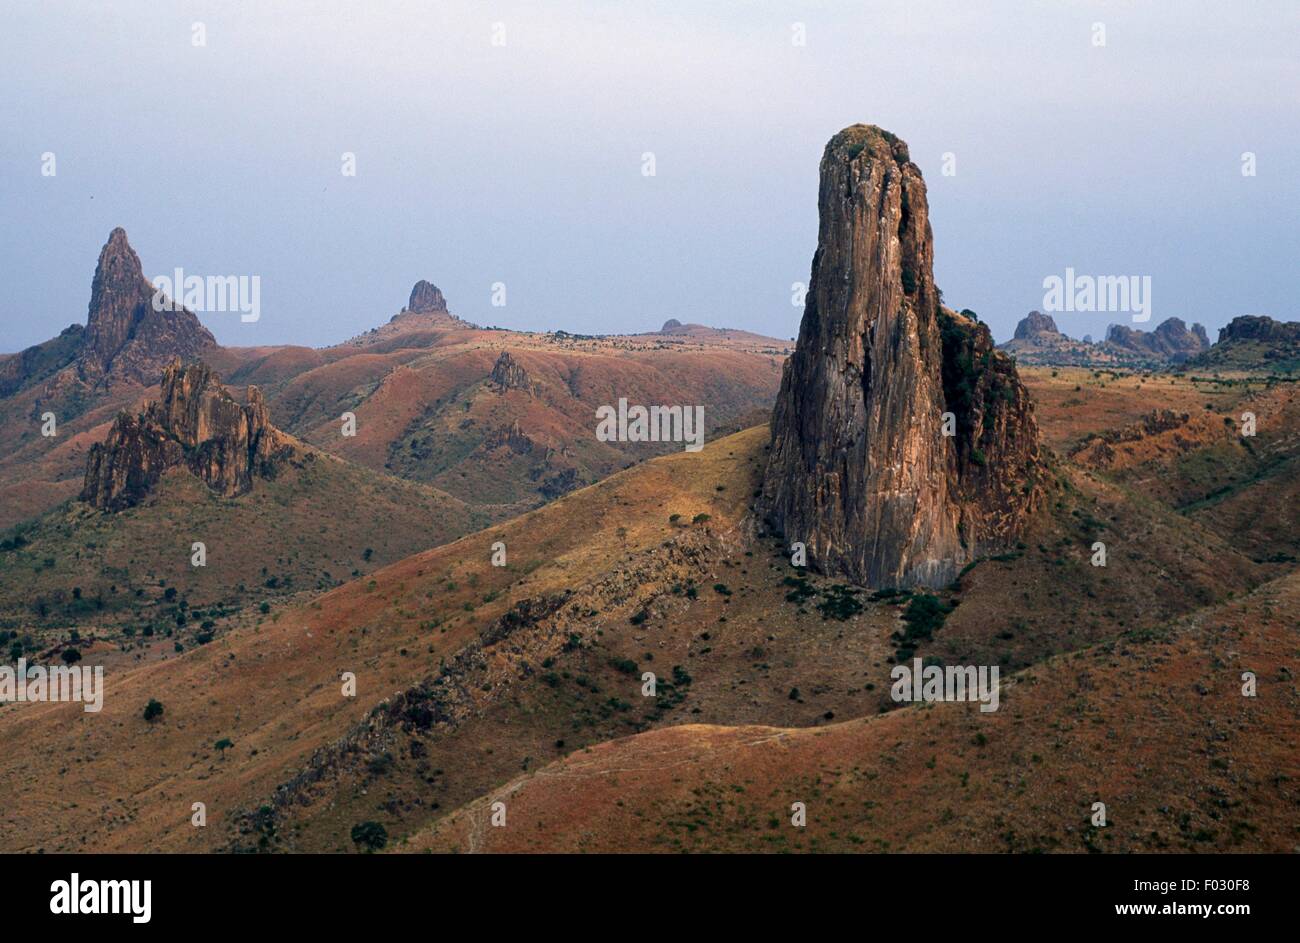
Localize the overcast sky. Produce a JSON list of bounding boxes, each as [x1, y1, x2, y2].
[[2, 1, 1297, 352]]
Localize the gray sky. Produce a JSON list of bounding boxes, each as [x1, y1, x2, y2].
[[2, 1, 1297, 351]]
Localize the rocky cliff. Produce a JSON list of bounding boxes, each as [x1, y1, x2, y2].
[[759, 124, 1044, 589], [82, 359, 289, 511], [1216, 315, 1300, 345], [1189, 315, 1300, 371], [0, 229, 214, 398], [1104, 317, 1208, 362], [489, 351, 532, 392], [1013, 311, 1061, 341], [406, 280, 448, 314], [77, 228, 215, 385]]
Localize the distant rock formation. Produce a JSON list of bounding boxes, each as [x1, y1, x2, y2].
[[406, 280, 448, 314], [1189, 315, 1300, 371], [0, 229, 214, 398], [82, 359, 289, 511], [1012, 311, 1061, 340], [660, 319, 684, 333], [1104, 317, 1208, 362], [759, 124, 1044, 589], [1216, 315, 1300, 345], [77, 228, 215, 384], [490, 351, 532, 393], [1000, 310, 1106, 366]]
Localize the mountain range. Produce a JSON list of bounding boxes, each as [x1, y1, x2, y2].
[[1, 126, 1297, 856]]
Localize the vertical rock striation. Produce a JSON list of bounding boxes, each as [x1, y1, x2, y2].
[[82, 359, 288, 511], [406, 280, 448, 314], [759, 124, 1043, 588], [77, 228, 215, 384]]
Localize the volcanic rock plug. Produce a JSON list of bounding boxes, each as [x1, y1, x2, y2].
[[759, 125, 1044, 588]]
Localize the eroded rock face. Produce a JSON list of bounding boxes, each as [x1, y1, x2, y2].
[[1013, 311, 1061, 340], [82, 359, 288, 511], [77, 228, 215, 384], [1217, 315, 1300, 344], [759, 124, 1043, 588], [1104, 317, 1208, 362], [490, 351, 532, 393], [406, 280, 448, 314], [482, 420, 534, 454]]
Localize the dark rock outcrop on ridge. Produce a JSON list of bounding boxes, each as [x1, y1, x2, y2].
[[82, 359, 289, 511], [490, 351, 532, 393], [77, 228, 215, 384], [406, 280, 448, 314]]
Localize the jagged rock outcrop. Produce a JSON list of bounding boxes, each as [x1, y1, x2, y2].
[[1013, 311, 1061, 340], [1215, 315, 1300, 345], [76, 228, 215, 384], [490, 351, 532, 393], [82, 359, 289, 511], [999, 311, 1110, 366], [1189, 315, 1300, 371], [759, 124, 1044, 589], [1104, 317, 1208, 362], [481, 420, 534, 454], [406, 280, 448, 314]]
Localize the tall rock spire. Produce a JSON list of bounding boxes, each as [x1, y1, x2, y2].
[[406, 280, 448, 314], [78, 228, 215, 383], [759, 125, 1043, 588]]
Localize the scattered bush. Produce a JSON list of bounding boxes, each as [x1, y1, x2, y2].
[[350, 821, 388, 852]]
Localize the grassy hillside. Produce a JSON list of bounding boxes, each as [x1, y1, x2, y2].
[[4, 364, 1293, 853], [0, 446, 485, 671], [406, 569, 1299, 853]]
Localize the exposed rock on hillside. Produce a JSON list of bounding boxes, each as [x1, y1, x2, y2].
[[759, 124, 1044, 588], [77, 228, 215, 384], [999, 311, 1107, 366], [482, 420, 534, 454], [82, 359, 290, 511], [1216, 315, 1300, 345], [1, 229, 214, 398], [406, 280, 448, 314], [1189, 315, 1300, 372], [489, 351, 532, 393], [1104, 317, 1208, 362], [1013, 311, 1061, 340], [0, 325, 85, 397]]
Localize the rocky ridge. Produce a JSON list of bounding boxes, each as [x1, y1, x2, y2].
[[81, 358, 290, 511]]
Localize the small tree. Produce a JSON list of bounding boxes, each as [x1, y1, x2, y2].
[[60, 647, 82, 665], [351, 821, 388, 852], [215, 737, 233, 757], [143, 699, 164, 722]]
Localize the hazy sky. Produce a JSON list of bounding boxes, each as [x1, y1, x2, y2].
[[2, 1, 1297, 352]]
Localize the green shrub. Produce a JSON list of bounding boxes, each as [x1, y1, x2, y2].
[[350, 821, 388, 852]]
